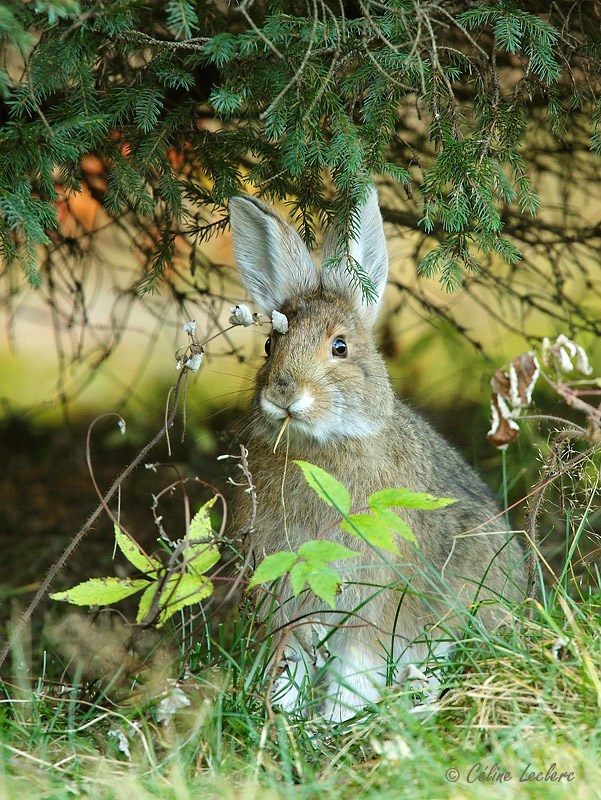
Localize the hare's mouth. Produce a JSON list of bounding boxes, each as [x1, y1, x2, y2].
[[259, 390, 380, 444], [259, 391, 338, 444], [260, 391, 315, 424]]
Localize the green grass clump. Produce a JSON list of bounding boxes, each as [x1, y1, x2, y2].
[[1, 585, 599, 800]]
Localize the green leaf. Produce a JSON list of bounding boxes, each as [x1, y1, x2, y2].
[[369, 488, 456, 511], [289, 560, 311, 596], [247, 551, 298, 589], [373, 508, 417, 544], [188, 496, 217, 541], [136, 582, 158, 623], [186, 543, 220, 579], [156, 573, 214, 626], [340, 513, 399, 554], [293, 461, 351, 513], [185, 496, 220, 577], [50, 577, 149, 607], [114, 524, 161, 575], [306, 565, 341, 609], [297, 540, 358, 562]]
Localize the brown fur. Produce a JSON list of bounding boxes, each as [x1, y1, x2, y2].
[[228, 190, 526, 719], [233, 293, 526, 645]]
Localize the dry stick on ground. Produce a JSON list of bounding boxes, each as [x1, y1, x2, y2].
[[0, 368, 190, 671]]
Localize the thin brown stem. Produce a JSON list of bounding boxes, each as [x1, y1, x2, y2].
[[0, 368, 190, 670]]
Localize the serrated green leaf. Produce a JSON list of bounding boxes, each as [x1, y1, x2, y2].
[[114, 524, 161, 575], [340, 513, 400, 554], [293, 461, 351, 513], [156, 573, 214, 626], [50, 577, 149, 607], [186, 543, 220, 579], [289, 560, 311, 596], [297, 540, 358, 562], [136, 582, 158, 623], [188, 496, 217, 541], [306, 565, 341, 609], [373, 508, 417, 544], [369, 488, 456, 511], [247, 551, 298, 589], [185, 496, 220, 577]]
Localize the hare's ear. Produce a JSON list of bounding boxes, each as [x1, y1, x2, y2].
[[229, 195, 318, 313], [321, 186, 388, 328]]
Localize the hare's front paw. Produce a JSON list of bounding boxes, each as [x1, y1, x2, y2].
[[269, 646, 314, 715], [321, 646, 386, 723]]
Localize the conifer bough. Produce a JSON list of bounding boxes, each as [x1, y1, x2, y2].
[[1, 1, 599, 292]]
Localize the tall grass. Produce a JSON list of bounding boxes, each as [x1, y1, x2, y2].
[[1, 449, 600, 800], [1, 579, 599, 798]]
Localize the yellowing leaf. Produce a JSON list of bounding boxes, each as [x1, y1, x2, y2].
[[188, 496, 218, 541], [369, 488, 456, 511], [247, 551, 297, 589], [340, 513, 400, 554], [186, 543, 220, 579], [50, 577, 150, 607], [156, 573, 214, 626], [184, 497, 220, 578], [293, 461, 351, 514], [136, 582, 158, 623], [114, 524, 161, 575]]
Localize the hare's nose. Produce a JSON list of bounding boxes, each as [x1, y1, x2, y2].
[[264, 372, 298, 412], [273, 371, 293, 391]]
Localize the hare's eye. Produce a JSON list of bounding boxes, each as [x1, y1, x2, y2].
[[264, 336, 271, 357], [331, 336, 347, 358]]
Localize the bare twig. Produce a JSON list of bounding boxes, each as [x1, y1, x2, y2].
[[0, 367, 191, 670]]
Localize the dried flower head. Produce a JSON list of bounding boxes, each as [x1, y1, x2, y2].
[[272, 309, 289, 334], [487, 351, 539, 449], [488, 391, 521, 449], [183, 352, 203, 372], [176, 340, 204, 373], [542, 334, 592, 375], [228, 304, 254, 327]]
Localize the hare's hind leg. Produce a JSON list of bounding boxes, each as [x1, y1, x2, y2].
[[269, 633, 316, 715], [397, 639, 455, 710], [269, 627, 388, 721], [321, 642, 387, 723], [320, 638, 454, 722]]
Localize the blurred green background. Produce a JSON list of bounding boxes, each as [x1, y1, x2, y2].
[[1, 163, 600, 633]]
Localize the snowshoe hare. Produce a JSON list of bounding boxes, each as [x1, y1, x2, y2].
[[228, 187, 526, 722]]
